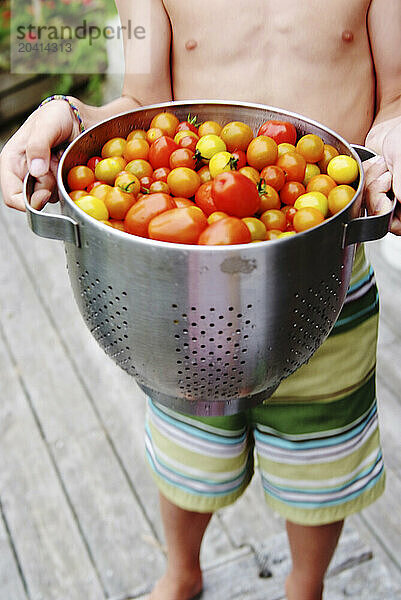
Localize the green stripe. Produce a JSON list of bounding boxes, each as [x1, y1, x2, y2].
[[331, 288, 379, 336]]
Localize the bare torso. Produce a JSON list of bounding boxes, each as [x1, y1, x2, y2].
[[161, 0, 375, 143]]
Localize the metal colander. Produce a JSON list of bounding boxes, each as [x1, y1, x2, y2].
[[24, 101, 394, 415]]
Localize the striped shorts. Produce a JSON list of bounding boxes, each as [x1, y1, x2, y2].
[[145, 245, 385, 525]]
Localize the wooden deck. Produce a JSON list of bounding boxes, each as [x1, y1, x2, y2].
[[0, 135, 401, 598]]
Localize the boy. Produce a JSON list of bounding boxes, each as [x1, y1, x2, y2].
[[1, 1, 400, 598]]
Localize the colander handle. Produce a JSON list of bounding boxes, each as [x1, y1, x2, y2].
[[23, 173, 80, 246], [342, 145, 396, 247]]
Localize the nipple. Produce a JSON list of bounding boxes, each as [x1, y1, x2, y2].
[[342, 30, 354, 43], [185, 39, 198, 51]]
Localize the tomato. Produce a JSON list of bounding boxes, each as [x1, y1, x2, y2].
[[152, 167, 170, 182], [87, 156, 101, 171], [280, 181, 305, 205], [198, 216, 251, 245], [220, 121, 254, 152], [258, 183, 281, 212], [95, 157, 126, 185], [209, 152, 236, 178], [239, 166, 260, 185], [278, 231, 296, 239], [149, 136, 179, 169], [242, 217, 267, 241], [104, 187, 137, 220], [127, 129, 147, 142], [281, 205, 298, 226], [265, 228, 283, 241], [91, 183, 113, 202], [277, 142, 296, 156], [194, 181, 217, 216], [306, 174, 337, 197], [67, 165, 95, 190], [176, 114, 200, 136], [167, 167, 201, 198], [124, 193, 175, 237], [75, 195, 109, 221], [149, 181, 170, 194], [115, 172, 140, 196], [174, 130, 199, 145], [296, 134, 324, 163], [303, 163, 321, 186], [149, 206, 207, 244], [196, 135, 227, 161], [260, 209, 287, 231], [260, 165, 286, 191], [328, 185, 355, 215], [293, 207, 324, 232], [198, 165, 212, 184], [69, 190, 87, 201], [327, 155, 359, 184], [109, 219, 126, 231], [126, 159, 153, 180], [169, 148, 196, 170], [294, 192, 328, 217], [276, 151, 306, 183], [150, 111, 180, 137], [174, 197, 195, 208], [123, 138, 150, 161], [246, 136, 278, 170], [178, 134, 198, 154], [86, 180, 103, 193], [231, 149, 247, 170], [318, 144, 339, 172], [258, 120, 297, 145], [101, 137, 127, 158], [212, 171, 260, 218], [139, 176, 154, 192], [198, 121, 222, 136], [147, 127, 164, 144], [207, 211, 228, 224]]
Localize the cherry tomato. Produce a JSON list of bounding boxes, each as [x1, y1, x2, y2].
[[194, 181, 218, 216], [258, 184, 281, 212], [174, 197, 195, 208], [220, 121, 254, 152], [318, 144, 339, 172], [303, 163, 321, 186], [246, 136, 278, 170], [147, 127, 164, 144], [75, 195, 109, 221], [278, 231, 296, 239], [149, 206, 207, 244], [265, 229, 283, 241], [328, 185, 355, 214], [281, 205, 298, 226], [126, 159, 153, 180], [176, 114, 200, 136], [209, 152, 236, 178], [327, 155, 359, 184], [91, 183, 113, 202], [178, 134, 198, 154], [167, 167, 201, 198], [198, 165, 212, 184], [101, 137, 127, 158], [294, 192, 328, 217], [231, 149, 247, 170], [140, 176, 154, 192], [150, 111, 179, 138], [212, 171, 260, 218], [196, 135, 226, 161], [239, 166, 260, 185], [67, 165, 95, 190], [95, 157, 126, 185], [174, 130, 199, 145], [86, 180, 103, 193], [149, 181, 170, 194], [123, 138, 150, 161], [277, 142, 296, 156], [280, 181, 306, 205], [260, 165, 286, 191], [69, 190, 87, 201], [169, 148, 196, 170], [153, 167, 171, 182], [257, 120, 297, 145], [198, 121, 222, 136], [124, 193, 175, 237], [114, 172, 140, 196], [242, 217, 267, 241], [260, 209, 286, 231], [104, 187, 137, 220], [87, 156, 101, 171], [127, 129, 147, 142], [296, 134, 324, 163], [149, 136, 179, 169], [207, 211, 228, 224], [276, 151, 306, 183], [306, 174, 337, 197], [107, 220, 125, 231], [293, 207, 324, 232], [198, 216, 251, 245]]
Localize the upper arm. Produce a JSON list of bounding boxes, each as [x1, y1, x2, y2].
[[115, 0, 172, 105], [368, 0, 401, 115]]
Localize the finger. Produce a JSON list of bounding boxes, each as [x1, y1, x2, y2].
[[364, 171, 393, 216], [31, 171, 57, 210], [363, 156, 388, 187], [390, 203, 401, 236]]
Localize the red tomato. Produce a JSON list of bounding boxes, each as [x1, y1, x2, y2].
[[257, 120, 297, 145], [152, 167, 171, 182], [87, 156, 102, 171], [194, 181, 218, 216], [124, 193, 175, 237], [281, 205, 298, 226], [67, 165, 95, 190], [280, 181, 306, 205], [174, 197, 196, 208], [148, 136, 179, 169], [149, 206, 207, 244], [198, 217, 252, 245], [212, 171, 260, 218], [140, 176, 154, 192], [176, 116, 199, 136], [169, 148, 196, 170], [178, 135, 198, 154], [231, 149, 247, 170], [276, 151, 307, 183], [260, 165, 286, 191]]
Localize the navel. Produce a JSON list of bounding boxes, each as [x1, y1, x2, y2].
[[185, 39, 198, 51], [342, 30, 354, 43]]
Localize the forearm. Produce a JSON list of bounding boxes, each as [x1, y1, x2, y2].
[[69, 94, 142, 130]]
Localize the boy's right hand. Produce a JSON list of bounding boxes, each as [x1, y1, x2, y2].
[[0, 99, 81, 212]]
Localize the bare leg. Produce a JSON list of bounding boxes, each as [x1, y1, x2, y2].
[[285, 519, 344, 600], [148, 492, 213, 600]]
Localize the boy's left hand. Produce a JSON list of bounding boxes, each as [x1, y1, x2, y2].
[[381, 122, 401, 235]]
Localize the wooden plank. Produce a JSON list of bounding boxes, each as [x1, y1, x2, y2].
[[0, 211, 166, 598], [0, 324, 106, 600], [0, 501, 28, 600], [0, 204, 235, 565]]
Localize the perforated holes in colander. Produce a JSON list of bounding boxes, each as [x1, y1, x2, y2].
[[172, 303, 254, 398]]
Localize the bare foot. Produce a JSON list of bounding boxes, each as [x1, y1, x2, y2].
[[147, 569, 203, 600]]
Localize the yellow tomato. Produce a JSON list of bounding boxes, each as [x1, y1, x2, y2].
[[101, 137, 127, 158], [209, 152, 235, 178], [127, 129, 148, 142], [327, 155, 359, 184], [296, 134, 325, 163], [318, 144, 339, 172], [150, 111, 180, 137], [303, 163, 321, 186], [294, 191, 328, 217], [75, 195, 109, 221], [277, 143, 296, 157], [242, 217, 267, 241], [174, 130, 199, 144], [207, 211, 228, 224], [198, 121, 222, 136], [196, 135, 227, 161], [278, 231, 297, 238], [328, 185, 355, 214], [239, 166, 260, 185], [167, 167, 201, 198], [220, 121, 254, 152]]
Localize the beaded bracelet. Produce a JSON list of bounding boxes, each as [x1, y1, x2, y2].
[[38, 94, 85, 133]]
